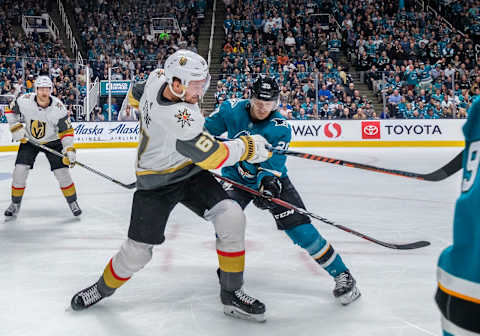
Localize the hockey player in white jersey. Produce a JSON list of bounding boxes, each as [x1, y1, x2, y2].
[[4, 76, 81, 217], [70, 50, 272, 322]]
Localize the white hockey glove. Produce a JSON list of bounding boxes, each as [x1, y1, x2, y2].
[[240, 134, 272, 164], [62, 147, 76, 168], [10, 123, 27, 143]]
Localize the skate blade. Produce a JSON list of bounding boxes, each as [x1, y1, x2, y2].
[[223, 305, 266, 323], [338, 286, 361, 306], [4, 214, 18, 222]]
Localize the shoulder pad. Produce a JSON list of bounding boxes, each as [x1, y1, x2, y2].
[[226, 98, 246, 109], [19, 93, 33, 101], [147, 69, 166, 85], [51, 96, 67, 114]]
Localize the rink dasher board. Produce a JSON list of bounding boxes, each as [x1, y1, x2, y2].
[[0, 120, 466, 151]]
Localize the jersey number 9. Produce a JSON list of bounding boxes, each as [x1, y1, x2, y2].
[[462, 141, 480, 192]]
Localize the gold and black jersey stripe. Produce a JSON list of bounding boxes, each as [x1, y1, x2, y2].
[[176, 131, 230, 170]]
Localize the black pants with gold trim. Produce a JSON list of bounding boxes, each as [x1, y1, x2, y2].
[[15, 139, 67, 170]]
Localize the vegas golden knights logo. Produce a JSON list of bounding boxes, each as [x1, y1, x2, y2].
[[30, 120, 46, 139], [179, 56, 187, 66]]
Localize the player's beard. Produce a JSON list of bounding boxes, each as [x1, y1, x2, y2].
[[37, 92, 50, 105], [185, 95, 200, 104]]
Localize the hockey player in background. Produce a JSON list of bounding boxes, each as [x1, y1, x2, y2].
[[205, 75, 361, 305], [4, 75, 80, 217], [70, 50, 272, 322], [436, 97, 480, 335]]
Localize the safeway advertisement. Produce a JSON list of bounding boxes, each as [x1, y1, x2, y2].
[[289, 121, 347, 140]]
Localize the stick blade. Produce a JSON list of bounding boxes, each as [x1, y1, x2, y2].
[[126, 182, 137, 189], [421, 151, 463, 181], [384, 240, 431, 250]]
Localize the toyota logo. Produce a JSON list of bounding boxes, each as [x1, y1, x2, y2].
[[324, 122, 342, 138], [363, 125, 378, 136]]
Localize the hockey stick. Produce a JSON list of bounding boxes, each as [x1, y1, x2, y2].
[[214, 136, 463, 182], [270, 148, 463, 182], [212, 172, 430, 250], [27, 140, 137, 190]]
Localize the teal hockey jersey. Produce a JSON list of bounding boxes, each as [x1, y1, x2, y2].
[[205, 99, 291, 189], [436, 97, 480, 335]]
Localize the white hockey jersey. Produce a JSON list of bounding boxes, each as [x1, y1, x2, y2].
[[5, 93, 74, 148], [128, 69, 253, 190]]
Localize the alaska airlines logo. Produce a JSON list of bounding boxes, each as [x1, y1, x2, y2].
[[75, 124, 104, 135], [108, 123, 139, 134], [30, 120, 46, 139]]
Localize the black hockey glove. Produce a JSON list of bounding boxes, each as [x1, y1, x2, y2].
[[253, 175, 282, 210]]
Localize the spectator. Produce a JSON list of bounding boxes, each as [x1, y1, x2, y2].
[[118, 105, 138, 121]]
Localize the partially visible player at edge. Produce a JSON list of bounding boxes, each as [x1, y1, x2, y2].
[[205, 75, 361, 305], [70, 50, 272, 322], [4, 75, 80, 217], [436, 97, 480, 336]]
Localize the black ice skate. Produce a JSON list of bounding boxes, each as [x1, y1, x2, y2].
[[71, 283, 106, 311], [4, 202, 21, 217], [68, 201, 82, 216], [333, 270, 361, 305], [221, 288, 266, 322]]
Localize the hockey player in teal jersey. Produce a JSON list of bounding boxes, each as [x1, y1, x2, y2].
[[205, 75, 361, 305], [436, 97, 480, 335]]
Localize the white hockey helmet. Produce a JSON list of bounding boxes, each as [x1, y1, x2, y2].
[[35, 76, 53, 92], [163, 49, 210, 99]]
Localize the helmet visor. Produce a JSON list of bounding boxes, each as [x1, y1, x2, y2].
[[186, 74, 211, 98]]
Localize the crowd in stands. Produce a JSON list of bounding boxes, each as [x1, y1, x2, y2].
[[0, 0, 206, 123], [335, 0, 478, 119], [0, 0, 85, 122], [66, 0, 204, 82], [1, 0, 478, 123], [215, 0, 355, 119], [214, 0, 477, 120], [425, 0, 480, 42]]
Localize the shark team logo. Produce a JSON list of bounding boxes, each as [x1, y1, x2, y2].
[[175, 108, 194, 128], [272, 118, 289, 128]]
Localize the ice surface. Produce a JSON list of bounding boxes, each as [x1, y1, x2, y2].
[[0, 147, 462, 336]]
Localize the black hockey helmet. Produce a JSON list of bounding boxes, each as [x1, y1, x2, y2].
[[252, 75, 280, 102]]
